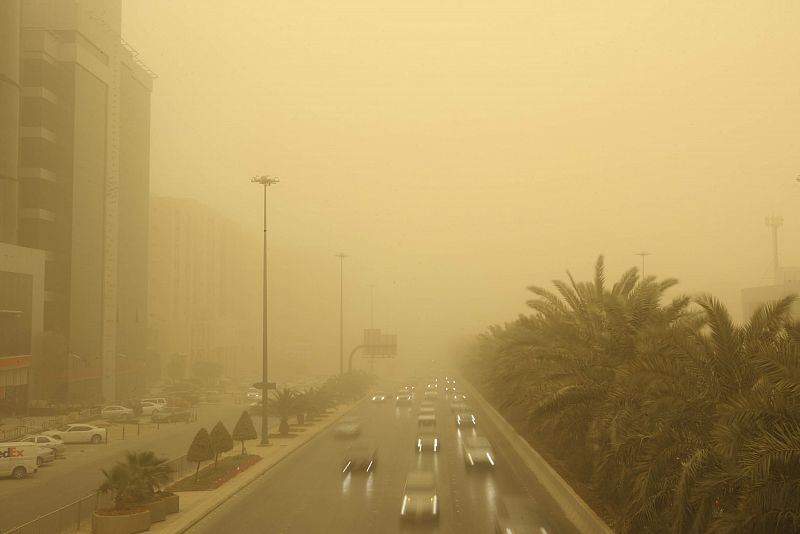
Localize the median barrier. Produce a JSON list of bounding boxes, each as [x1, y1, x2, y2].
[[461, 378, 614, 534]]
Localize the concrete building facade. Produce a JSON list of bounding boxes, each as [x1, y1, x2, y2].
[[149, 197, 259, 383], [0, 0, 154, 405]]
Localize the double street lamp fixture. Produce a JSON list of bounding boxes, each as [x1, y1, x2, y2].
[[251, 174, 280, 445]]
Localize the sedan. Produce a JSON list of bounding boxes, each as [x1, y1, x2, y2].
[[18, 435, 66, 458], [370, 391, 387, 403], [415, 429, 440, 453], [335, 416, 362, 438], [151, 407, 191, 423], [495, 496, 553, 534], [395, 393, 413, 405], [464, 436, 496, 468], [139, 401, 159, 416], [341, 440, 377, 473], [34, 446, 55, 466], [101, 405, 134, 420], [456, 412, 477, 427], [43, 424, 106, 444], [400, 471, 439, 522]]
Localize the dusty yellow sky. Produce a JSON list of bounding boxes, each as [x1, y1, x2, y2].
[[123, 1, 800, 373]]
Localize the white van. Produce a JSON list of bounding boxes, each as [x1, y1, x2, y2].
[[0, 442, 40, 479]]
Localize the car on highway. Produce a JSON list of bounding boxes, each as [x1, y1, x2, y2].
[[42, 424, 106, 444], [417, 414, 437, 430], [151, 406, 191, 423], [139, 401, 159, 416], [245, 388, 262, 401], [101, 405, 134, 420], [400, 471, 439, 522], [451, 393, 467, 403], [17, 435, 66, 458], [450, 401, 469, 414], [370, 391, 387, 403], [415, 428, 440, 453], [456, 411, 477, 427], [341, 440, 377, 473], [464, 436, 496, 468], [423, 390, 439, 401], [494, 495, 552, 533], [335, 416, 362, 438], [395, 392, 413, 405], [0, 443, 39, 479]]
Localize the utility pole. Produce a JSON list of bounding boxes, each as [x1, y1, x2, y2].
[[765, 215, 783, 282], [251, 174, 279, 446], [336, 253, 348, 374], [636, 251, 651, 278]]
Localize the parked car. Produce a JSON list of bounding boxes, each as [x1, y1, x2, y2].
[[141, 397, 168, 408], [399, 471, 439, 521], [139, 401, 159, 416], [18, 435, 66, 458], [42, 424, 106, 444], [0, 443, 39, 479], [151, 406, 191, 423], [101, 405, 134, 420]]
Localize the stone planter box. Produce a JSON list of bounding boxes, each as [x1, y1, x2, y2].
[[161, 493, 180, 514], [144, 499, 167, 523], [92, 509, 150, 534]]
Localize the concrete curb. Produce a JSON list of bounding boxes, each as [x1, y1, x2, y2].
[[461, 379, 614, 534], [125, 401, 362, 534]]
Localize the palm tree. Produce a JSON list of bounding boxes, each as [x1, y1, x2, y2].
[[98, 451, 172, 510], [268, 388, 297, 436]]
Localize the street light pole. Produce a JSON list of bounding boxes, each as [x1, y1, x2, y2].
[[636, 251, 651, 279], [252, 174, 279, 446], [336, 253, 348, 374]]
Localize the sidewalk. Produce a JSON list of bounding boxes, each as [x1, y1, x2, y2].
[[78, 402, 358, 533]]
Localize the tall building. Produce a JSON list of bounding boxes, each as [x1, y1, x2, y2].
[[0, 0, 154, 405], [148, 197, 259, 383]]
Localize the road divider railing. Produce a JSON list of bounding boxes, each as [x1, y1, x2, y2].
[[461, 378, 614, 534]]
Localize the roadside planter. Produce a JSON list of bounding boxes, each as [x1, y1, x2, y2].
[[144, 499, 167, 523], [160, 492, 180, 514], [92, 509, 150, 534]]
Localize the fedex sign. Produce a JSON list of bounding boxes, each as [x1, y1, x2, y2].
[[0, 447, 24, 458]]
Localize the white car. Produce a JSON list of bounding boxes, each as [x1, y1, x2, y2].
[[18, 435, 66, 458], [335, 417, 362, 438], [464, 436, 496, 468], [101, 405, 134, 420], [43, 424, 107, 444], [400, 471, 439, 521], [139, 401, 159, 416]]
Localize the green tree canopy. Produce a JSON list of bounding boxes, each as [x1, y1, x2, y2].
[[186, 428, 213, 481], [209, 421, 233, 468], [232, 410, 257, 454]]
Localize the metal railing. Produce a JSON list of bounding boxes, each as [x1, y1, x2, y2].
[[0, 408, 101, 442], [5, 454, 188, 534]]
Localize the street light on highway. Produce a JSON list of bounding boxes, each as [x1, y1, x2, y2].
[[252, 174, 280, 445], [336, 253, 348, 374]]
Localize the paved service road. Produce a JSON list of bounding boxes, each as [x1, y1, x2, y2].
[[187, 384, 575, 534], [0, 402, 257, 531]]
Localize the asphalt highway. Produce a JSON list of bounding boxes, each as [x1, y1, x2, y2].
[[187, 384, 575, 534]]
